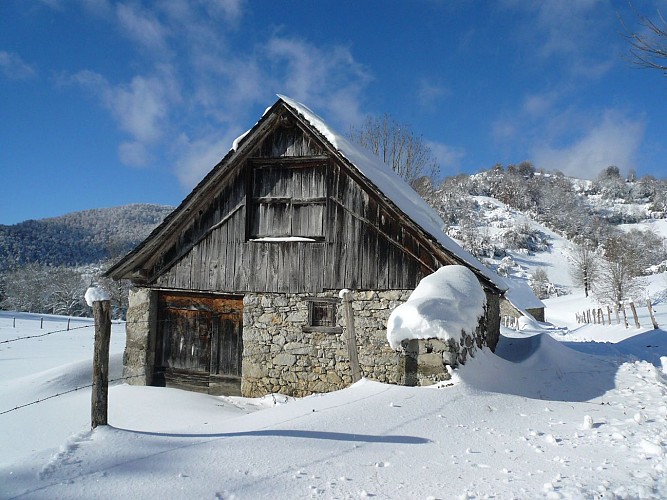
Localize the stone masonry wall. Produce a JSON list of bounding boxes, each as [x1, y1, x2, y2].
[[398, 314, 486, 387], [241, 290, 411, 397], [123, 287, 157, 385], [241, 289, 496, 397]]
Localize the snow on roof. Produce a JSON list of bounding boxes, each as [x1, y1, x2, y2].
[[277, 95, 506, 291], [504, 278, 545, 311], [386, 265, 486, 349]]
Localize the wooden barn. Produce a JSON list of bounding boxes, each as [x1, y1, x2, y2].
[[107, 95, 507, 397]]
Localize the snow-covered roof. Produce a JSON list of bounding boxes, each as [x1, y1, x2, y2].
[[276, 95, 506, 291], [503, 278, 545, 312]]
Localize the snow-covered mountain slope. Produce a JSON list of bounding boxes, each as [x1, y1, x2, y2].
[[471, 195, 577, 288]]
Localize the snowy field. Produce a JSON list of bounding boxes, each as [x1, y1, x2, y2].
[[2, 291, 667, 499]]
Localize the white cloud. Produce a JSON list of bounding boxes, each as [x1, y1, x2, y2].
[[205, 0, 244, 23], [0, 51, 37, 80], [106, 72, 175, 142], [426, 140, 465, 170], [491, 120, 517, 143], [532, 110, 644, 178], [118, 141, 151, 167], [116, 2, 170, 55], [522, 92, 557, 118], [174, 129, 241, 189], [502, 0, 616, 81], [416, 79, 449, 108], [64, 67, 179, 166], [52, 3, 371, 183], [265, 37, 371, 127]]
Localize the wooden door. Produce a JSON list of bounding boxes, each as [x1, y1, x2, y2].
[[156, 292, 243, 395]]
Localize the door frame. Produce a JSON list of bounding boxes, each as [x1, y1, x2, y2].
[[154, 290, 244, 395]]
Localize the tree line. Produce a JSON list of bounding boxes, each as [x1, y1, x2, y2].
[[0, 260, 130, 319]]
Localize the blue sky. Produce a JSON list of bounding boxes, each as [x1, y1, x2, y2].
[[1, 0, 666, 225]]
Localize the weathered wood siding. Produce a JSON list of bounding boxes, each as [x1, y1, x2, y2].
[[149, 119, 450, 293]]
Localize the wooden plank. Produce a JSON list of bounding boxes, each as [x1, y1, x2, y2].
[[344, 215, 359, 289], [377, 237, 389, 290], [266, 243, 280, 292], [341, 291, 361, 382], [277, 243, 289, 293], [289, 241, 301, 293]]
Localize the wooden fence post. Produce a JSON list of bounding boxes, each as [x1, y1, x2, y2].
[[629, 301, 640, 328], [620, 303, 628, 329], [91, 300, 112, 429], [341, 291, 361, 383], [647, 300, 659, 330]]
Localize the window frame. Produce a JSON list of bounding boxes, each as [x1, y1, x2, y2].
[[302, 297, 342, 334]]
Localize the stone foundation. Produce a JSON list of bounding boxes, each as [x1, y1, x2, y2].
[[122, 286, 501, 397]]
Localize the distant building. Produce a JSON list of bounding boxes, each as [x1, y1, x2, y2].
[[500, 279, 546, 323]]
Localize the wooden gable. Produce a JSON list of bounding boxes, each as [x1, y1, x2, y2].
[[108, 99, 489, 294]]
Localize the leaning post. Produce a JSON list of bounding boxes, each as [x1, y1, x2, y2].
[[647, 300, 659, 330], [629, 301, 640, 329], [340, 290, 361, 383], [91, 298, 112, 429]]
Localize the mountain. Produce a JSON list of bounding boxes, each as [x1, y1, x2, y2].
[[0, 204, 174, 272]]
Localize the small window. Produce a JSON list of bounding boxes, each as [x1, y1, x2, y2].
[[303, 298, 342, 333], [311, 301, 336, 327]]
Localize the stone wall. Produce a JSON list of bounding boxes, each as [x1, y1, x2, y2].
[[241, 289, 498, 396], [123, 287, 157, 385], [398, 314, 486, 387], [486, 292, 501, 351], [241, 290, 411, 397], [122, 285, 502, 397]]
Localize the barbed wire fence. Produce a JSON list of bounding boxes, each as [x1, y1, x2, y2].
[[1, 313, 135, 418], [0, 372, 147, 416]]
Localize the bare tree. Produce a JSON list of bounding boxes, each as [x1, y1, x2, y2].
[[530, 268, 551, 300], [348, 114, 440, 187], [623, 6, 667, 74], [0, 263, 88, 316], [594, 234, 646, 306], [570, 243, 599, 298], [46, 267, 88, 316]]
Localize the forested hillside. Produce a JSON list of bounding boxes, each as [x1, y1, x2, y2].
[[0, 204, 173, 272], [424, 163, 667, 306], [430, 164, 667, 253]]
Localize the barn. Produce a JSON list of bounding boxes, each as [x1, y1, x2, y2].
[[107, 95, 507, 397]]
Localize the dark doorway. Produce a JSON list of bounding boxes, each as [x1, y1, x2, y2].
[[156, 292, 243, 395]]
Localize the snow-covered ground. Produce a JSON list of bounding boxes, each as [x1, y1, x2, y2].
[[2, 287, 667, 499]]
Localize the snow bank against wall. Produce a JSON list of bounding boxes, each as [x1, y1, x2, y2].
[[387, 265, 486, 349]]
